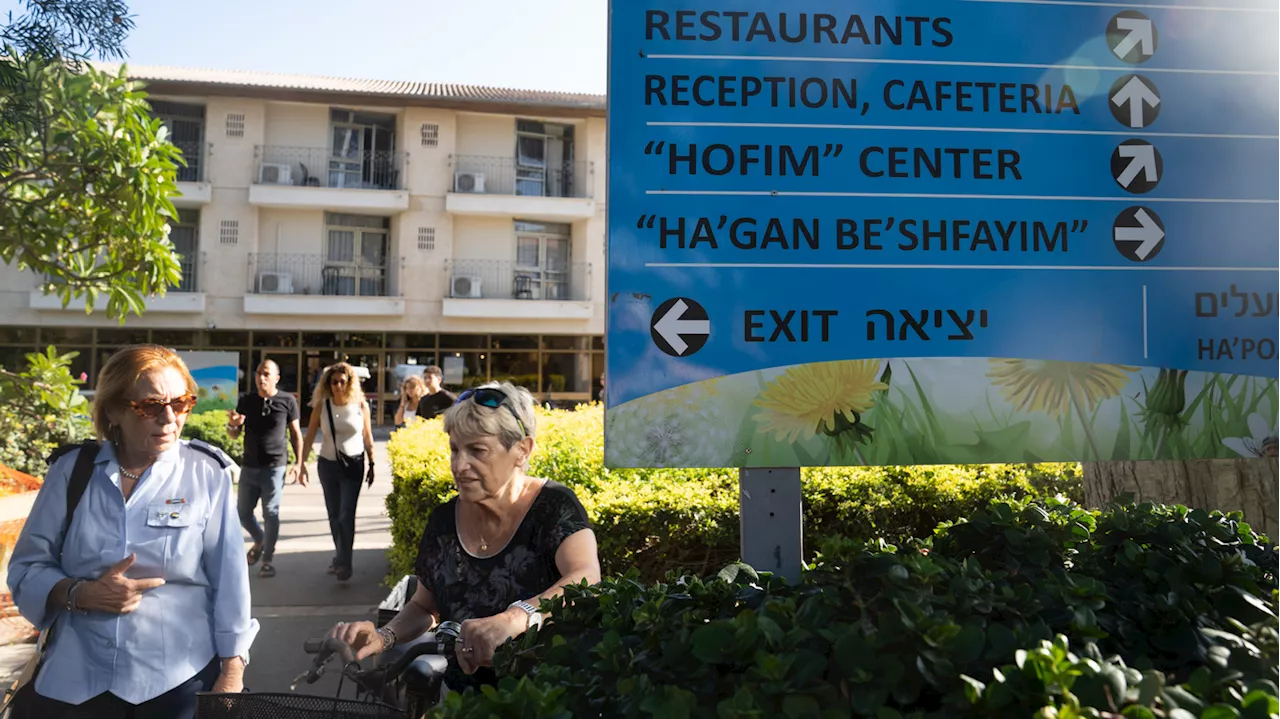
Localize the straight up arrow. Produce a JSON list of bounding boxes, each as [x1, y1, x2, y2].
[[1117, 144, 1158, 188], [1111, 76, 1161, 128], [1115, 208, 1165, 260], [1113, 16, 1155, 59]]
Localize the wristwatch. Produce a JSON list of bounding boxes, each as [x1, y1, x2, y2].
[[508, 600, 544, 629], [221, 652, 250, 668]]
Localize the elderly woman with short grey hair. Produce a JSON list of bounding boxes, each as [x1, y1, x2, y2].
[[325, 381, 600, 694]]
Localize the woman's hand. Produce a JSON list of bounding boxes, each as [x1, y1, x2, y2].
[[78, 554, 165, 614], [212, 657, 245, 693], [328, 620, 385, 661], [456, 609, 526, 675], [365, 463, 375, 487]]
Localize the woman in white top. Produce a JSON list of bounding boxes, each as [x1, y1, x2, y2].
[[393, 375, 427, 428], [301, 362, 375, 581]]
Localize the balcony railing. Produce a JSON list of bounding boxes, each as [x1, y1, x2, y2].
[[248, 253, 403, 297], [41, 254, 199, 293], [255, 146, 406, 191], [446, 259, 591, 301], [173, 141, 208, 183], [451, 156, 593, 199]]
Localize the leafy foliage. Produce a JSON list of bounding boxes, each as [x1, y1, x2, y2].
[[0, 346, 93, 477], [181, 410, 245, 466], [181, 409, 296, 467], [2, 0, 134, 63], [385, 404, 1082, 585], [427, 497, 1278, 718], [0, 53, 185, 320]]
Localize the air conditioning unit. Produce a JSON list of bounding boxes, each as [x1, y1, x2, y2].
[[257, 271, 293, 294], [259, 163, 293, 185], [454, 172, 485, 193], [451, 275, 482, 298]]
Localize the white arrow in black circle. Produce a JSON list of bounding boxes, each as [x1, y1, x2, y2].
[[651, 297, 710, 357], [1109, 75, 1161, 129], [1111, 140, 1162, 194], [1107, 11, 1157, 63], [1113, 206, 1166, 262]]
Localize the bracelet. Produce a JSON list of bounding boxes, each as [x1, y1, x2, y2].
[[376, 626, 397, 652], [65, 579, 87, 614]]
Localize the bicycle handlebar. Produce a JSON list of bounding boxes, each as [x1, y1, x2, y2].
[[294, 621, 463, 690]]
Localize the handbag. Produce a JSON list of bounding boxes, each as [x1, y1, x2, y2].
[[0, 440, 99, 718], [324, 399, 362, 470]]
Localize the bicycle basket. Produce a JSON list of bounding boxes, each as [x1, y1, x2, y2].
[[195, 692, 408, 719]]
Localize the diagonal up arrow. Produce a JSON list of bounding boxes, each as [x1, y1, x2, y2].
[[1117, 144, 1158, 188], [1113, 16, 1154, 59]]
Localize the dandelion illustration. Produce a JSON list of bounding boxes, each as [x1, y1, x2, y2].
[[753, 360, 887, 463], [605, 379, 733, 466], [987, 359, 1136, 460], [1223, 413, 1279, 459], [1139, 369, 1188, 458]]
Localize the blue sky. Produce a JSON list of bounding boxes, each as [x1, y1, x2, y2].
[[3, 0, 609, 93]]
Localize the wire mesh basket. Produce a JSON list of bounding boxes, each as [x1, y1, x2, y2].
[[195, 692, 408, 719]]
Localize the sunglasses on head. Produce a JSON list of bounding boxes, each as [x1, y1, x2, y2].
[[455, 388, 528, 437], [128, 394, 198, 419]]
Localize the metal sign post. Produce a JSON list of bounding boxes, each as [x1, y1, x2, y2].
[[739, 467, 804, 583]]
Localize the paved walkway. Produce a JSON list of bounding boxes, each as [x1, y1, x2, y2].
[[0, 431, 406, 700]]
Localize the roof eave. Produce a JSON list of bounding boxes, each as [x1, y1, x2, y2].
[[134, 78, 608, 118]]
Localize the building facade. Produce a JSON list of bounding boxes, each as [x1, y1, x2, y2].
[[0, 65, 608, 425]]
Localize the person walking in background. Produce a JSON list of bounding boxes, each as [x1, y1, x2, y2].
[[394, 375, 428, 428], [414, 365, 456, 421], [301, 362, 375, 582], [6, 344, 257, 718], [227, 359, 305, 579]]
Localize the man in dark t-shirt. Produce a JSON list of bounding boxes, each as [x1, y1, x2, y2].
[[415, 364, 457, 420], [227, 359, 304, 578]]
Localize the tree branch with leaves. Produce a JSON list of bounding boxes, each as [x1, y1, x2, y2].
[[0, 53, 186, 320]]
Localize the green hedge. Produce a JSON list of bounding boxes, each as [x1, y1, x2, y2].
[[430, 497, 1279, 718], [181, 409, 296, 467], [385, 405, 1083, 585]]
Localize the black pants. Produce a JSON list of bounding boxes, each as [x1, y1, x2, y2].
[[17, 657, 218, 719], [317, 455, 364, 571]]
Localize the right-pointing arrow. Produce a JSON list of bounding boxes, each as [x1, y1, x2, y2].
[[1111, 75, 1161, 128], [1115, 208, 1165, 260], [1113, 16, 1154, 59], [1116, 144, 1158, 188], [653, 299, 710, 356]]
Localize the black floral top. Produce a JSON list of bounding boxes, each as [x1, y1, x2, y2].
[[414, 479, 591, 692]]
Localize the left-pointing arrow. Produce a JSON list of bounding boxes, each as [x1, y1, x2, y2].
[[651, 298, 711, 357]]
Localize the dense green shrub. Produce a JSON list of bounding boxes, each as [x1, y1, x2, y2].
[[429, 497, 1279, 718], [385, 404, 1083, 584], [0, 346, 93, 477], [181, 409, 299, 467], [182, 410, 245, 465]]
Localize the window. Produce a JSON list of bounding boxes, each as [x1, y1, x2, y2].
[[330, 109, 398, 190], [152, 102, 206, 182], [515, 119, 575, 198], [420, 123, 439, 147], [220, 220, 239, 245], [417, 227, 435, 251], [514, 221, 571, 300], [170, 209, 200, 292], [324, 213, 391, 297], [225, 113, 245, 138]]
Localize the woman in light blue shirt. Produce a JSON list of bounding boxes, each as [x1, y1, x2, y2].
[[7, 344, 259, 719]]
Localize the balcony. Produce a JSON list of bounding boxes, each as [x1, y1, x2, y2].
[[445, 156, 596, 221], [30, 255, 205, 314], [243, 253, 406, 316], [248, 146, 410, 214], [172, 141, 212, 206], [442, 259, 593, 320]]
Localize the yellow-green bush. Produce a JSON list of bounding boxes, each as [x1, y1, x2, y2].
[[385, 404, 1082, 584]]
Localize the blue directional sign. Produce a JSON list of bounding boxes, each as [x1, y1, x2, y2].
[[605, 0, 1280, 469]]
